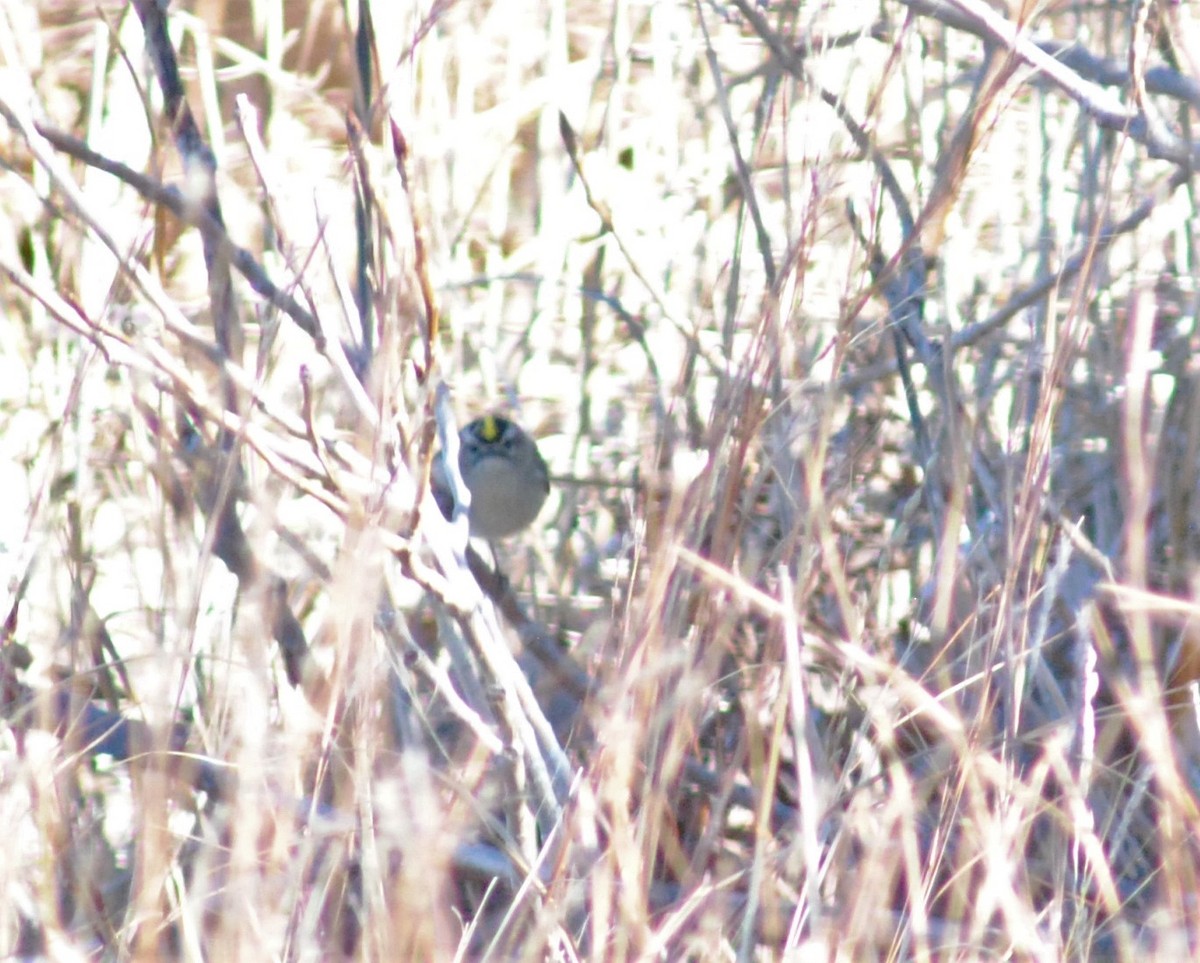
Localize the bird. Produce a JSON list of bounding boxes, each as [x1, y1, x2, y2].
[[432, 414, 550, 539]]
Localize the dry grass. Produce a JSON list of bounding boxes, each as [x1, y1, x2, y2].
[[3, 0, 1200, 959]]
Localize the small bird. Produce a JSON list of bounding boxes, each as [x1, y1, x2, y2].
[[432, 415, 550, 539]]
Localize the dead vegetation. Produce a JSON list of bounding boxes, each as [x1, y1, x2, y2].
[[3, 0, 1200, 959]]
